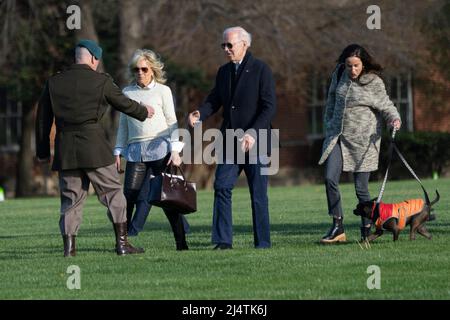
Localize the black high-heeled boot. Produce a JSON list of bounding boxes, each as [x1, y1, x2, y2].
[[165, 211, 189, 251], [320, 217, 346, 244], [124, 189, 139, 232]]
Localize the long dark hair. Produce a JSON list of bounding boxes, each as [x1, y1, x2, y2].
[[337, 44, 383, 75]]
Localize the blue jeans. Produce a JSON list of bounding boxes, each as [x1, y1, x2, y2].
[[212, 160, 270, 248]]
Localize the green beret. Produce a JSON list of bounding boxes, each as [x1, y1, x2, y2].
[[76, 39, 103, 60]]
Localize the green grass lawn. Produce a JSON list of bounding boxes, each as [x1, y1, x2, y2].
[[0, 178, 449, 300]]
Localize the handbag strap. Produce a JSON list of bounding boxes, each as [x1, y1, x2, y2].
[[164, 164, 177, 176], [165, 164, 187, 186]]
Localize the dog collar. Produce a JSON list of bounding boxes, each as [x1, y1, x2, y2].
[[370, 202, 377, 220]]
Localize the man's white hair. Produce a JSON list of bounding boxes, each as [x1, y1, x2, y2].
[[223, 26, 252, 47], [75, 46, 92, 63]]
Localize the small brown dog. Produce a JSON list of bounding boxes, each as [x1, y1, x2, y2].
[[353, 190, 440, 241]]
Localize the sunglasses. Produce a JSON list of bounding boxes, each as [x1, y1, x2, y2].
[[133, 67, 149, 73], [220, 41, 243, 50]]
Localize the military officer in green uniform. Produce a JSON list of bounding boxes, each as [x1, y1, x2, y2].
[[36, 39, 155, 257]]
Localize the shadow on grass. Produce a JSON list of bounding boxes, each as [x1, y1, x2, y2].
[[1, 220, 445, 242], [0, 218, 444, 258], [83, 221, 362, 235], [0, 247, 114, 260]]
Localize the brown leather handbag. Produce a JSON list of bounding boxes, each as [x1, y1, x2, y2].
[[148, 165, 197, 214]]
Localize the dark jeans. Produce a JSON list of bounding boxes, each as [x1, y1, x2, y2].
[[123, 154, 189, 245], [212, 160, 270, 248], [324, 142, 372, 226]]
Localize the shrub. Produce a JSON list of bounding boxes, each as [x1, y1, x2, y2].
[[378, 131, 450, 180]]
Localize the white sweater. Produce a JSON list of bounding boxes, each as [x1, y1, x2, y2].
[[114, 81, 183, 153]]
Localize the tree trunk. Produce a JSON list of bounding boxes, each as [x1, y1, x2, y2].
[[118, 0, 142, 87], [75, 0, 104, 72], [15, 102, 34, 197], [74, 0, 123, 143]]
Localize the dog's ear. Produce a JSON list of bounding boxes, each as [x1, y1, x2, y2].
[[362, 203, 374, 217], [363, 206, 372, 215], [353, 203, 361, 216]]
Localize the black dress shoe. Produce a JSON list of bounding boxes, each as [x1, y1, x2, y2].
[[213, 243, 232, 250], [176, 241, 189, 251]]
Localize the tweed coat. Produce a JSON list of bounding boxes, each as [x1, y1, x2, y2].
[[318, 64, 400, 172]]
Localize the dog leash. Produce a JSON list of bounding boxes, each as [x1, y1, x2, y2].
[[392, 143, 430, 203], [376, 128, 430, 204], [376, 128, 397, 204]]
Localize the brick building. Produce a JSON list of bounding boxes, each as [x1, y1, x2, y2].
[[1, 68, 449, 197]]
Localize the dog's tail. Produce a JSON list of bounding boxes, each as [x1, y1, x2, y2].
[[430, 190, 440, 207], [426, 190, 440, 222], [422, 186, 431, 207]]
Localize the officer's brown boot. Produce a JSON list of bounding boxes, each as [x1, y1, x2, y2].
[[113, 223, 145, 255], [63, 234, 76, 257]]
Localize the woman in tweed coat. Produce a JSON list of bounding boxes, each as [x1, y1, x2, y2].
[[318, 44, 401, 244]]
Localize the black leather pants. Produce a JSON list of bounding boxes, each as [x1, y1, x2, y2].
[[123, 155, 188, 249]]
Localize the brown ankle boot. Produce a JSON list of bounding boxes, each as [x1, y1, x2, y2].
[[63, 234, 76, 257], [113, 223, 144, 255]]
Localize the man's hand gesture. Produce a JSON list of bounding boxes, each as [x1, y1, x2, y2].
[[188, 110, 201, 128]]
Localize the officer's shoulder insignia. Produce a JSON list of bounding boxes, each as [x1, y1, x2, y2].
[[50, 71, 62, 78], [101, 72, 113, 78]]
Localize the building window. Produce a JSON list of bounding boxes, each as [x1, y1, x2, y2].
[[385, 73, 414, 132], [0, 88, 22, 151], [307, 75, 328, 138], [307, 72, 414, 138]]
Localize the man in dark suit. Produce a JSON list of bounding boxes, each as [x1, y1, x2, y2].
[[188, 27, 277, 249], [36, 39, 155, 257]]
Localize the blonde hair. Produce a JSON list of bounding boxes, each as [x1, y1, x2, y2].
[[128, 49, 167, 84]]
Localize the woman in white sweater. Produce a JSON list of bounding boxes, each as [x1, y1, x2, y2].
[[114, 49, 189, 250]]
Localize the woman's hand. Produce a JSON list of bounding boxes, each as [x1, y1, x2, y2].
[[167, 151, 182, 167], [115, 155, 124, 173], [391, 119, 401, 130]]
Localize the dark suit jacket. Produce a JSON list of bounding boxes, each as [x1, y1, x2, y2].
[[198, 52, 276, 157], [36, 64, 148, 171]]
